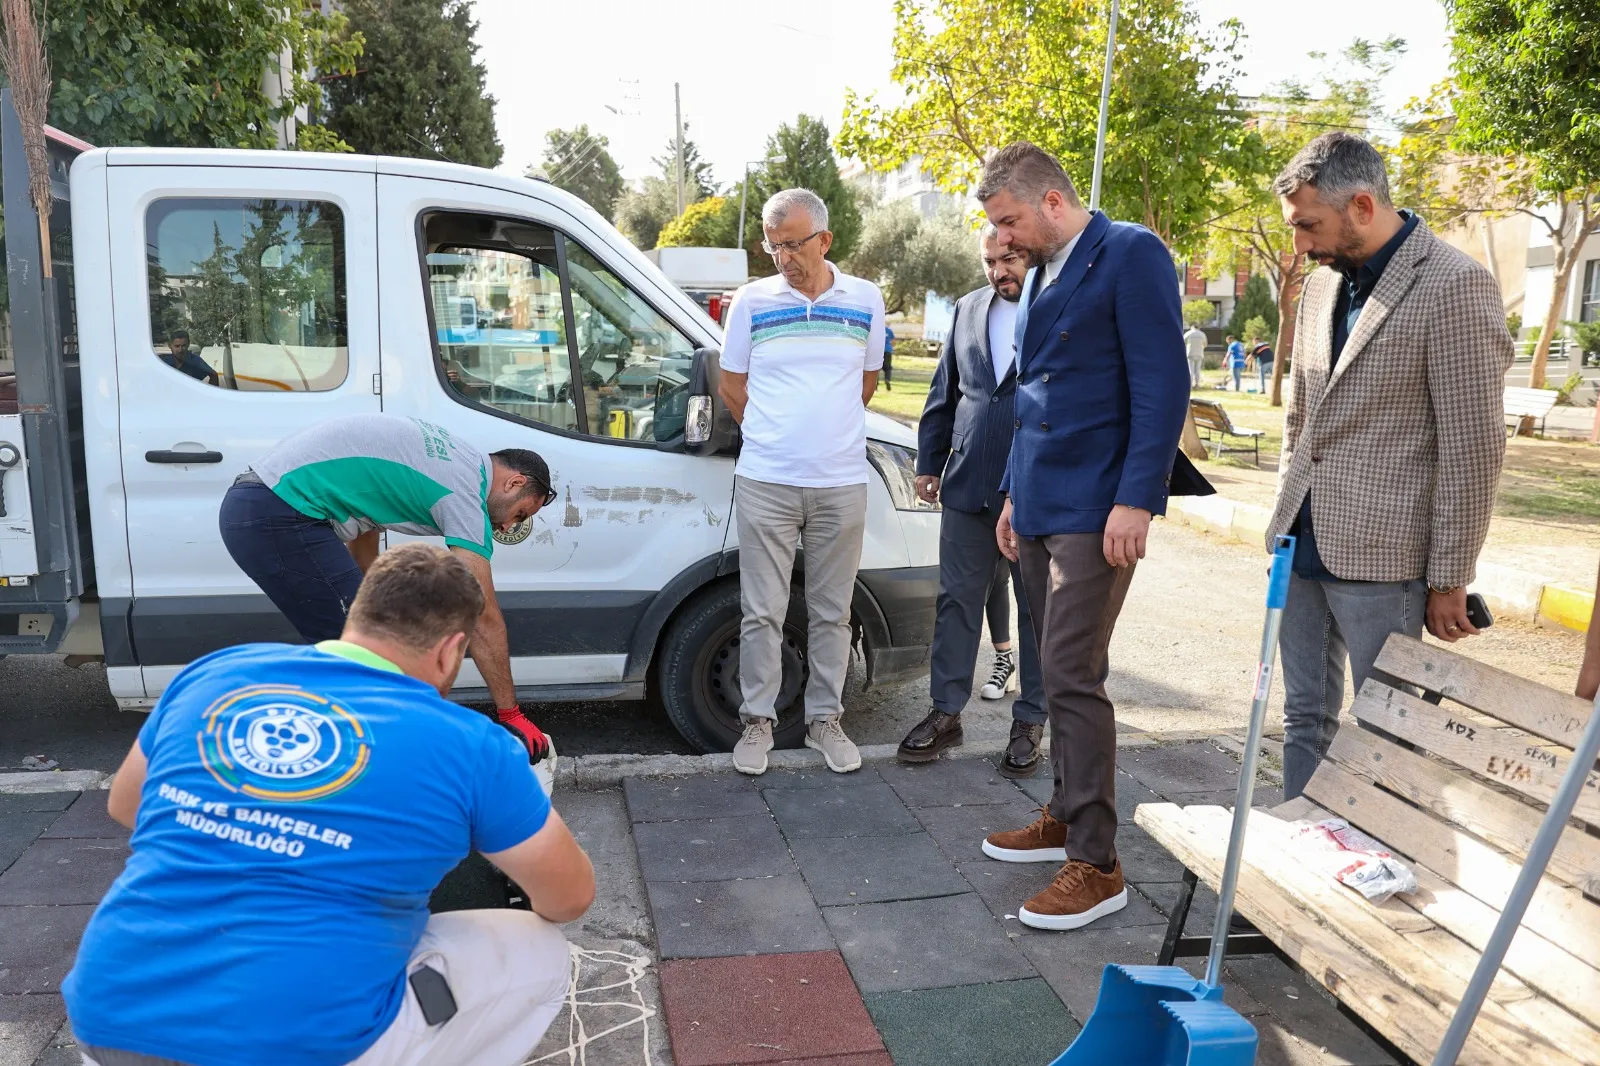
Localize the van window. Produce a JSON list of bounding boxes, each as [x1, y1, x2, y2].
[[426, 241, 578, 433], [146, 198, 348, 391]]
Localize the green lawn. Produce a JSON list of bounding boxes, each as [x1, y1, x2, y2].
[[1190, 378, 1287, 470], [870, 351, 938, 425]]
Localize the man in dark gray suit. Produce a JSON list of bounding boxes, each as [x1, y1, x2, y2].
[[897, 227, 1047, 777]]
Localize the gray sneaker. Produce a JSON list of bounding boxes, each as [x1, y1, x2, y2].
[[733, 717, 774, 775], [806, 716, 862, 773]]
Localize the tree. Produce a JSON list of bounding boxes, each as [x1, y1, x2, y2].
[[1182, 298, 1215, 329], [652, 121, 717, 201], [837, 0, 1258, 255], [846, 200, 985, 313], [46, 0, 360, 149], [615, 176, 679, 250], [538, 125, 624, 220], [1226, 273, 1278, 339], [322, 0, 501, 168], [657, 196, 739, 248], [1241, 315, 1270, 345], [1203, 38, 1405, 405], [750, 114, 863, 262]]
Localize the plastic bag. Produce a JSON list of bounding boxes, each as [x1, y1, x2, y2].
[[1288, 818, 1417, 903]]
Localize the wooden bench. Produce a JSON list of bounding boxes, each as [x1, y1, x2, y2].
[[1504, 386, 1559, 436], [1189, 398, 1265, 466], [1136, 634, 1600, 1065]]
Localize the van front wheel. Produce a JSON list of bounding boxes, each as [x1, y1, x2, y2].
[[656, 581, 809, 754]]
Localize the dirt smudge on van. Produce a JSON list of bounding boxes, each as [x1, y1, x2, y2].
[[637, 509, 654, 523], [607, 511, 630, 524], [534, 529, 555, 546], [563, 487, 582, 528], [586, 508, 607, 523], [703, 505, 723, 527], [584, 486, 696, 506]]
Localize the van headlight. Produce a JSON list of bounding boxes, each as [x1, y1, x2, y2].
[[867, 440, 939, 512]]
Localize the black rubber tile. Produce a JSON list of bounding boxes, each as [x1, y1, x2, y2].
[[633, 814, 794, 882], [0, 905, 94, 993], [647, 874, 834, 959], [765, 782, 921, 841], [1116, 823, 1188, 884], [622, 774, 764, 823], [822, 892, 1035, 993], [0, 793, 77, 815], [1225, 955, 1397, 1064], [0, 813, 60, 878], [1020, 923, 1169, 1021], [41, 793, 129, 839], [865, 979, 1080, 1066], [877, 758, 1028, 809], [759, 765, 883, 790], [0, 992, 66, 1066], [911, 800, 1040, 863], [1180, 786, 1286, 811], [0, 838, 127, 905], [790, 832, 970, 905], [1119, 742, 1245, 796], [429, 853, 512, 913], [955, 861, 1166, 933]]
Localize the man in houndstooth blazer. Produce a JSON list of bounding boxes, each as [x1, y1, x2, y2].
[[1267, 133, 1512, 799]]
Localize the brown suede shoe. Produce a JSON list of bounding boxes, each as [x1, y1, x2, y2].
[[981, 809, 1067, 863], [1019, 859, 1128, 931], [897, 709, 964, 763], [998, 720, 1044, 779]]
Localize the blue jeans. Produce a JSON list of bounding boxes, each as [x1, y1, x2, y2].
[[219, 478, 362, 643], [1278, 574, 1425, 799], [1230, 366, 1242, 390], [1257, 358, 1274, 393]]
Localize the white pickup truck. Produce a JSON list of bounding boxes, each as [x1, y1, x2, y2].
[[0, 103, 939, 753]]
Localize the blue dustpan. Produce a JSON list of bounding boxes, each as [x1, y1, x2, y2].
[[1050, 535, 1297, 1066]]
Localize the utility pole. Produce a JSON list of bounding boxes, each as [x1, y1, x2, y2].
[[1088, 0, 1120, 212], [674, 82, 686, 216], [736, 160, 764, 250]]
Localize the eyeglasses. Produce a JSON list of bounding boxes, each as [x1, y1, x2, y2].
[[762, 231, 823, 256]]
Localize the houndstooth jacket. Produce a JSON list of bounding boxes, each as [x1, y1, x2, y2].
[[1267, 219, 1512, 587]]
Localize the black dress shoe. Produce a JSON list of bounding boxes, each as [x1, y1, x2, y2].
[[897, 709, 964, 763], [999, 719, 1045, 779]]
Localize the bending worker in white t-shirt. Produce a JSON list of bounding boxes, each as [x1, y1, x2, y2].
[[718, 188, 887, 777]]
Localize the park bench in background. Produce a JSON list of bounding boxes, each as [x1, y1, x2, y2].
[[1504, 385, 1559, 436], [1136, 633, 1600, 1066], [1189, 397, 1265, 466]]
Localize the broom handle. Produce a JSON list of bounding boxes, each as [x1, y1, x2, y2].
[[1206, 533, 1295, 987]]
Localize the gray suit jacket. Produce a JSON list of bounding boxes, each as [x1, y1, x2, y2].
[[916, 286, 1019, 514], [1267, 220, 1512, 586]]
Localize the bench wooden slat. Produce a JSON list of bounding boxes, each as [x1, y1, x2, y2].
[[1326, 727, 1600, 896], [1305, 760, 1600, 985], [1373, 635, 1594, 750], [1352, 682, 1600, 824], [1136, 803, 1590, 1066]]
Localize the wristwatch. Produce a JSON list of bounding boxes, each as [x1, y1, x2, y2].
[[1427, 584, 1460, 595]]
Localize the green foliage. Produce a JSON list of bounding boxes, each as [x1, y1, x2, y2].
[[657, 196, 738, 248], [1182, 298, 1215, 329], [846, 201, 985, 313], [747, 115, 863, 262], [1568, 320, 1600, 356], [1226, 274, 1278, 338], [1554, 371, 1586, 406], [838, 0, 1259, 255], [540, 125, 625, 221], [652, 122, 718, 199], [46, 0, 361, 148], [1241, 315, 1269, 345], [615, 176, 679, 250], [1505, 312, 1522, 338], [322, 0, 500, 168], [295, 125, 354, 154]]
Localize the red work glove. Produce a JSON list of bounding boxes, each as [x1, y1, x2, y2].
[[495, 706, 551, 763]]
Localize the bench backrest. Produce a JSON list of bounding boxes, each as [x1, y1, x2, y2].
[[1503, 386, 1560, 418], [1189, 398, 1234, 434], [1301, 634, 1600, 1032]]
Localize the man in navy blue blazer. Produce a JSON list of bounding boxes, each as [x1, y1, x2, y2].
[[974, 142, 1189, 933]]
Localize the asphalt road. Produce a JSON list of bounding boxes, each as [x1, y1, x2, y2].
[[2, 520, 1588, 774]]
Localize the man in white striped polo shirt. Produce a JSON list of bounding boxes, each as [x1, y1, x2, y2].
[[718, 188, 887, 775]]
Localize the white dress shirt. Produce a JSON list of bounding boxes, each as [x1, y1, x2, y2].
[[987, 295, 1020, 382]]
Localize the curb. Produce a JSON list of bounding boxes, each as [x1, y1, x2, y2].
[[1166, 495, 1593, 634], [0, 769, 112, 794]]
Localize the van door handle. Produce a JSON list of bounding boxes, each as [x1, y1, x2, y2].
[[145, 449, 224, 464]]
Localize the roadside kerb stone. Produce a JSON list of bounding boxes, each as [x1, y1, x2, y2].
[[0, 772, 109, 795]]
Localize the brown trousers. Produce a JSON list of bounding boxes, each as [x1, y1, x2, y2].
[[1016, 533, 1136, 868]]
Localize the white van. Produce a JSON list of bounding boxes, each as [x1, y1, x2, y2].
[[0, 116, 938, 753]]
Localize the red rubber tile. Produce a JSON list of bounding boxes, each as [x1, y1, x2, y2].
[[659, 950, 886, 1065]]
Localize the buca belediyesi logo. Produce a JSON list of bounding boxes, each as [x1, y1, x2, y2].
[[493, 516, 533, 545], [198, 684, 372, 802]]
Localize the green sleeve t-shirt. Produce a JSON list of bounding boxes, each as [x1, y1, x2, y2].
[[251, 414, 495, 559]]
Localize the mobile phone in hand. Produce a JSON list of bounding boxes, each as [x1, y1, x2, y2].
[[1466, 592, 1493, 630]]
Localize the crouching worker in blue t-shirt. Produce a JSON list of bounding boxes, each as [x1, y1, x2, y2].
[[63, 543, 595, 1066]]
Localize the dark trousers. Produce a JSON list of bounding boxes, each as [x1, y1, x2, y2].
[[929, 506, 1045, 723], [1017, 533, 1136, 868], [218, 479, 362, 643]]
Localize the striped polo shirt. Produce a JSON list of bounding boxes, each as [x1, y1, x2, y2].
[[720, 264, 886, 487]]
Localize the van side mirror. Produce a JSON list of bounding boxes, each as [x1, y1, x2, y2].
[[684, 347, 740, 457]]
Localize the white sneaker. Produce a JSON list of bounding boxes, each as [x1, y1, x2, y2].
[[733, 717, 774, 775], [805, 716, 862, 773], [981, 653, 1018, 700]]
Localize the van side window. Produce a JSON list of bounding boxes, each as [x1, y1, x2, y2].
[[426, 238, 578, 433], [145, 198, 348, 391]]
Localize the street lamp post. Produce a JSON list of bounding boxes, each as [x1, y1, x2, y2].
[[1089, 0, 1120, 212], [736, 160, 766, 250]]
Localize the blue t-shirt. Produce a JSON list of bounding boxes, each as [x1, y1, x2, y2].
[[64, 642, 550, 1066], [1226, 341, 1246, 368]]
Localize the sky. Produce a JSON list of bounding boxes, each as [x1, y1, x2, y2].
[[472, 0, 1454, 187]]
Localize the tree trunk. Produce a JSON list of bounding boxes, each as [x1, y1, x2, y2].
[[1531, 240, 1579, 392], [1180, 410, 1207, 460], [1268, 257, 1303, 407]]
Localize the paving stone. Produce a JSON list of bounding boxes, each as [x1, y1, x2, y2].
[[1119, 742, 1245, 796], [527, 936, 673, 1066], [1133, 879, 1220, 937], [822, 893, 1035, 993], [1115, 823, 1186, 884], [658, 950, 883, 1065], [1020, 922, 1170, 1022], [0, 816, 59, 879], [0, 907, 94, 994], [1114, 771, 1165, 822], [876, 758, 1026, 809], [910, 800, 1040, 864], [1224, 955, 1396, 1065], [647, 875, 833, 960], [758, 766, 882, 791], [1011, 767, 1053, 807], [624, 774, 764, 823], [764, 783, 919, 841], [560, 790, 653, 946], [865, 979, 1080, 1066], [1175, 956, 1274, 1020], [40, 794, 128, 840], [0, 993, 63, 1066], [0, 839, 128, 906], [27, 1046, 81, 1066], [634, 815, 794, 882], [954, 861, 1166, 933], [0, 796, 75, 816], [1180, 786, 1286, 811], [790, 833, 969, 906]]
